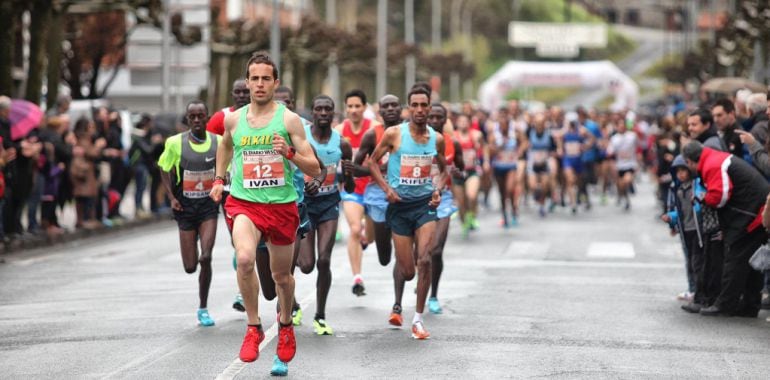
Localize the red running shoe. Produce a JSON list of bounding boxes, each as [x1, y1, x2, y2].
[[239, 326, 265, 362], [276, 324, 296, 362]]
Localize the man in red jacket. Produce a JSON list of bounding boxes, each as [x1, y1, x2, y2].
[[683, 140, 769, 317]]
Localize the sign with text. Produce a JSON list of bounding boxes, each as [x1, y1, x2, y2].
[[509, 22, 608, 58]]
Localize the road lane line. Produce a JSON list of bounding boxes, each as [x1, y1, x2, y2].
[[586, 242, 636, 259]]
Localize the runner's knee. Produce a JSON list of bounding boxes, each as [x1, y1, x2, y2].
[[272, 271, 292, 286], [316, 257, 331, 273], [184, 264, 197, 274], [235, 252, 255, 273]]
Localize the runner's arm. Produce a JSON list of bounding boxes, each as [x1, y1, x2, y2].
[[580, 126, 595, 151], [304, 145, 327, 196], [340, 138, 356, 193], [433, 134, 448, 193], [210, 112, 236, 203], [352, 129, 376, 177], [453, 140, 465, 172], [368, 128, 397, 200], [284, 113, 321, 178]]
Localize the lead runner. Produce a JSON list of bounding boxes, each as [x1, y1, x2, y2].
[[209, 52, 320, 364]]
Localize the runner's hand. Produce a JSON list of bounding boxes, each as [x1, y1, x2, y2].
[[272, 133, 289, 156], [305, 178, 321, 195], [341, 159, 354, 177], [429, 190, 441, 208], [450, 167, 464, 180], [385, 187, 401, 204], [209, 183, 224, 203], [170, 197, 183, 211]]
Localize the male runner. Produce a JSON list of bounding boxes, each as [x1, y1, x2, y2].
[[336, 89, 380, 296], [368, 86, 448, 339], [209, 53, 320, 364], [159, 101, 219, 327], [488, 107, 526, 226], [355, 94, 403, 267], [607, 116, 639, 211], [296, 95, 355, 336], [427, 103, 464, 314]]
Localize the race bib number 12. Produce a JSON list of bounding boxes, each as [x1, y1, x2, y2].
[[242, 149, 286, 188]]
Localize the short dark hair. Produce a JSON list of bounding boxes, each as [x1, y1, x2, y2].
[[688, 108, 713, 127], [712, 98, 735, 114], [312, 94, 334, 109], [407, 86, 431, 104], [344, 89, 367, 105], [682, 140, 704, 163], [275, 86, 294, 99], [411, 81, 431, 94], [186, 100, 208, 114], [245, 52, 279, 80], [431, 102, 447, 114]]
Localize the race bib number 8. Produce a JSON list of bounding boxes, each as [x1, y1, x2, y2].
[[399, 154, 432, 185], [305, 164, 338, 194], [183, 168, 215, 198], [242, 149, 286, 188]]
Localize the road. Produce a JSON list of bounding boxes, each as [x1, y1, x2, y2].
[[2, 175, 770, 379]]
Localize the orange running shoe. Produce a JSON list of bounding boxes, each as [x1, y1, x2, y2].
[[239, 325, 265, 362], [276, 324, 296, 362], [411, 321, 430, 340], [388, 312, 403, 328]]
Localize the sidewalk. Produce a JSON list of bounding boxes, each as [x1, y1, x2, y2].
[[4, 182, 173, 254]]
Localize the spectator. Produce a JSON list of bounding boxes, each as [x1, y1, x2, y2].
[[744, 93, 768, 145], [687, 108, 725, 151], [683, 141, 769, 317], [93, 106, 125, 220], [39, 116, 72, 236], [128, 114, 163, 219], [0, 96, 12, 242], [70, 119, 105, 229], [711, 99, 743, 157], [735, 88, 753, 129]]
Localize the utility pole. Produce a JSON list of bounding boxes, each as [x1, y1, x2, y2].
[[327, 0, 339, 106], [376, 0, 387, 98], [405, 0, 415, 92], [431, 0, 441, 51], [161, 0, 170, 112], [462, 2, 473, 100], [270, 0, 281, 74]]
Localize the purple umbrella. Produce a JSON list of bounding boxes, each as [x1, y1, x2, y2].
[[9, 99, 43, 140]]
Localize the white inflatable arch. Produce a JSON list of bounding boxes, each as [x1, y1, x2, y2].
[[478, 60, 639, 111]]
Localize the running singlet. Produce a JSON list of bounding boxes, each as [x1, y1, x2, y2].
[[609, 132, 638, 171], [387, 123, 436, 200], [456, 131, 478, 171], [431, 131, 455, 186], [528, 128, 553, 167], [563, 128, 583, 159], [229, 103, 297, 204], [342, 119, 371, 194], [304, 125, 342, 196], [492, 122, 518, 169], [158, 131, 218, 199]]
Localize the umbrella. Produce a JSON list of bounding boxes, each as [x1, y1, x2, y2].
[[701, 77, 767, 94], [9, 99, 43, 140]]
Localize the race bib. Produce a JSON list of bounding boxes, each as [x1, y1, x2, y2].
[[182, 168, 214, 199], [565, 141, 581, 156], [399, 154, 432, 185], [242, 149, 286, 188], [618, 149, 634, 160], [531, 150, 548, 164], [462, 149, 477, 168], [497, 150, 517, 164], [305, 163, 338, 194]]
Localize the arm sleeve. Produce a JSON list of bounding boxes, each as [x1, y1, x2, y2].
[[206, 111, 225, 136], [702, 156, 733, 208]]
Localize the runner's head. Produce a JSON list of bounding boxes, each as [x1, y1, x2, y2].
[[345, 89, 367, 124], [378, 94, 402, 127], [687, 108, 713, 139], [274, 86, 296, 112], [186, 100, 209, 136], [232, 79, 250, 108], [311, 94, 335, 129], [428, 103, 447, 132], [245, 52, 279, 106], [456, 114, 470, 132], [407, 86, 431, 126], [533, 112, 546, 132]]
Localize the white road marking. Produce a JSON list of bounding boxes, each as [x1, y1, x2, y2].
[[505, 241, 550, 259], [452, 259, 678, 269], [586, 242, 636, 259]]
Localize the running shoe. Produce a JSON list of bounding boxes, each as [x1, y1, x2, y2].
[[538, 206, 546, 218], [232, 252, 237, 271], [197, 309, 215, 327], [470, 214, 480, 230], [548, 202, 557, 213], [335, 230, 343, 241], [676, 291, 694, 303], [233, 293, 245, 312], [240, 325, 265, 362], [291, 307, 303, 326], [388, 305, 403, 328], [276, 323, 296, 362], [600, 194, 608, 205], [270, 355, 288, 376], [428, 297, 443, 314], [352, 278, 366, 297], [509, 214, 518, 226], [411, 321, 430, 340], [313, 318, 334, 335]]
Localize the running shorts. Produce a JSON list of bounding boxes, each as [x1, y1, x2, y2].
[[386, 195, 438, 237], [173, 197, 219, 231], [453, 169, 479, 186], [306, 192, 341, 228], [225, 196, 299, 246], [492, 165, 516, 177], [436, 189, 457, 219], [340, 190, 365, 206], [258, 202, 309, 251], [562, 157, 583, 174], [618, 168, 636, 178], [363, 183, 389, 223]]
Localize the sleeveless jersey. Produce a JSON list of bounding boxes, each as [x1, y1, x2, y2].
[[304, 125, 342, 196], [456, 130, 478, 171], [342, 119, 372, 194], [229, 103, 297, 204], [563, 128, 584, 159], [491, 122, 518, 169], [528, 129, 552, 166], [431, 131, 455, 187], [387, 123, 436, 200], [176, 131, 217, 200]]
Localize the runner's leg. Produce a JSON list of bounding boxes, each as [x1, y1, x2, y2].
[[197, 218, 217, 309], [233, 215, 262, 325], [315, 218, 338, 319], [373, 222, 392, 266], [430, 217, 451, 298], [343, 201, 365, 278], [266, 241, 296, 326]]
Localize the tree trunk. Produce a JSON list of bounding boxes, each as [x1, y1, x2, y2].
[[25, 0, 52, 105], [0, 1, 16, 96], [87, 52, 102, 99], [46, 5, 64, 110]]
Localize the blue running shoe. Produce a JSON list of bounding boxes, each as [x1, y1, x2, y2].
[[233, 293, 245, 312], [428, 297, 443, 314], [197, 309, 215, 327], [270, 355, 288, 376]]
